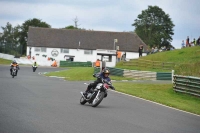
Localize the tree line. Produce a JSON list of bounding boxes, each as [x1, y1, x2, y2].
[[0, 5, 175, 56]]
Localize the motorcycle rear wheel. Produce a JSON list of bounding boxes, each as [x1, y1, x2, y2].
[[91, 92, 105, 107]]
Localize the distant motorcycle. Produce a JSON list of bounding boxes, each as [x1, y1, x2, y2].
[[11, 66, 17, 78], [32, 65, 37, 72], [80, 78, 115, 107]]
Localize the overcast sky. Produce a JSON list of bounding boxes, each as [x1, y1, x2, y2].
[[0, 0, 200, 48]]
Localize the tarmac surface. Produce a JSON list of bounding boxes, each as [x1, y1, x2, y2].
[[0, 65, 200, 133]]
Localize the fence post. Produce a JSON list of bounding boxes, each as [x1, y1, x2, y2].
[[172, 70, 174, 83]]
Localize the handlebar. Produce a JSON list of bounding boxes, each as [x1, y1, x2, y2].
[[102, 79, 115, 90]]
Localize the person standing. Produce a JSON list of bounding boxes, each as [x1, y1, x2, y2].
[[116, 50, 122, 62], [95, 59, 100, 67], [121, 52, 126, 61], [138, 45, 143, 57], [197, 36, 200, 46], [181, 40, 185, 48], [186, 36, 189, 47]]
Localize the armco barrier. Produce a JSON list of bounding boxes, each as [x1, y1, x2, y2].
[[157, 72, 172, 80], [93, 67, 124, 76], [107, 67, 124, 76], [173, 75, 200, 97], [94, 67, 171, 80], [94, 67, 100, 73], [124, 70, 157, 80], [60, 61, 92, 67]]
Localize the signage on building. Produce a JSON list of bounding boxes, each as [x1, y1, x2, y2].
[[96, 49, 116, 54], [51, 49, 59, 57]]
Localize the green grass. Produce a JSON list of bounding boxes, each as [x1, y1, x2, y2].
[[45, 67, 135, 81], [113, 82, 200, 115], [0, 58, 12, 64], [140, 46, 200, 63], [116, 46, 200, 76]]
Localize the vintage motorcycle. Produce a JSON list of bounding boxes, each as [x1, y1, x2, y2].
[[11, 66, 17, 78], [32, 65, 37, 72], [80, 77, 115, 107]]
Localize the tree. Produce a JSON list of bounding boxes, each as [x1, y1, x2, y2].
[[0, 22, 21, 55], [64, 25, 78, 29], [19, 18, 51, 55], [132, 6, 175, 48]]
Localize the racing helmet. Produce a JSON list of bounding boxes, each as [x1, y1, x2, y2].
[[103, 68, 110, 75], [12, 60, 16, 64]]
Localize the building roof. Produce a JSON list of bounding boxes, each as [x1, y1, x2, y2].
[[27, 27, 147, 52]]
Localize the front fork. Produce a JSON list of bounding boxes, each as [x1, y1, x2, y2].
[[95, 90, 101, 100]]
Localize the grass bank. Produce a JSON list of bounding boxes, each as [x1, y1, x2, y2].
[[116, 46, 200, 77], [113, 82, 200, 115], [0, 58, 11, 64]]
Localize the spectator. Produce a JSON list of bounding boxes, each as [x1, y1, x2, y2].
[[181, 40, 185, 48], [197, 36, 200, 46], [121, 52, 126, 61], [154, 47, 158, 53], [138, 44, 143, 57], [95, 59, 100, 67], [189, 41, 193, 47], [186, 36, 190, 47], [116, 50, 122, 62]]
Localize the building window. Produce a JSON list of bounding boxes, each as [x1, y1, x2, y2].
[[84, 50, 93, 55], [34, 47, 46, 52], [35, 47, 41, 52], [41, 47, 46, 52], [61, 48, 69, 53]]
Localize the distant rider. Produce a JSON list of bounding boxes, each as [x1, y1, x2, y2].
[[10, 60, 19, 76], [83, 68, 115, 97], [32, 61, 38, 70]]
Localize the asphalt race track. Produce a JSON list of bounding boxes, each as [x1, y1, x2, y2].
[[0, 65, 200, 133]]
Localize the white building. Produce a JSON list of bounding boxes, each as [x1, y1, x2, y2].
[[27, 27, 147, 67]]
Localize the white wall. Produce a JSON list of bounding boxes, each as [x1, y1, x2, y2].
[[26, 47, 146, 67], [121, 51, 147, 61], [0, 53, 14, 60], [27, 47, 98, 62]]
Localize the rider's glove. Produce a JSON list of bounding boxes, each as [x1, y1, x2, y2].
[[110, 86, 115, 90]]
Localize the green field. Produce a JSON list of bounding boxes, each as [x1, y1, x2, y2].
[[45, 67, 135, 81], [117, 46, 200, 76], [114, 82, 200, 115], [0, 58, 12, 64]]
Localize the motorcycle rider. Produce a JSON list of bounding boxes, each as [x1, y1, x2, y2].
[[32, 61, 38, 71], [83, 68, 115, 98], [10, 60, 19, 76]]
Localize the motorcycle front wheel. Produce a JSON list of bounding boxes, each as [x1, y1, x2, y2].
[[12, 72, 15, 78], [80, 96, 87, 105], [91, 92, 105, 107]]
